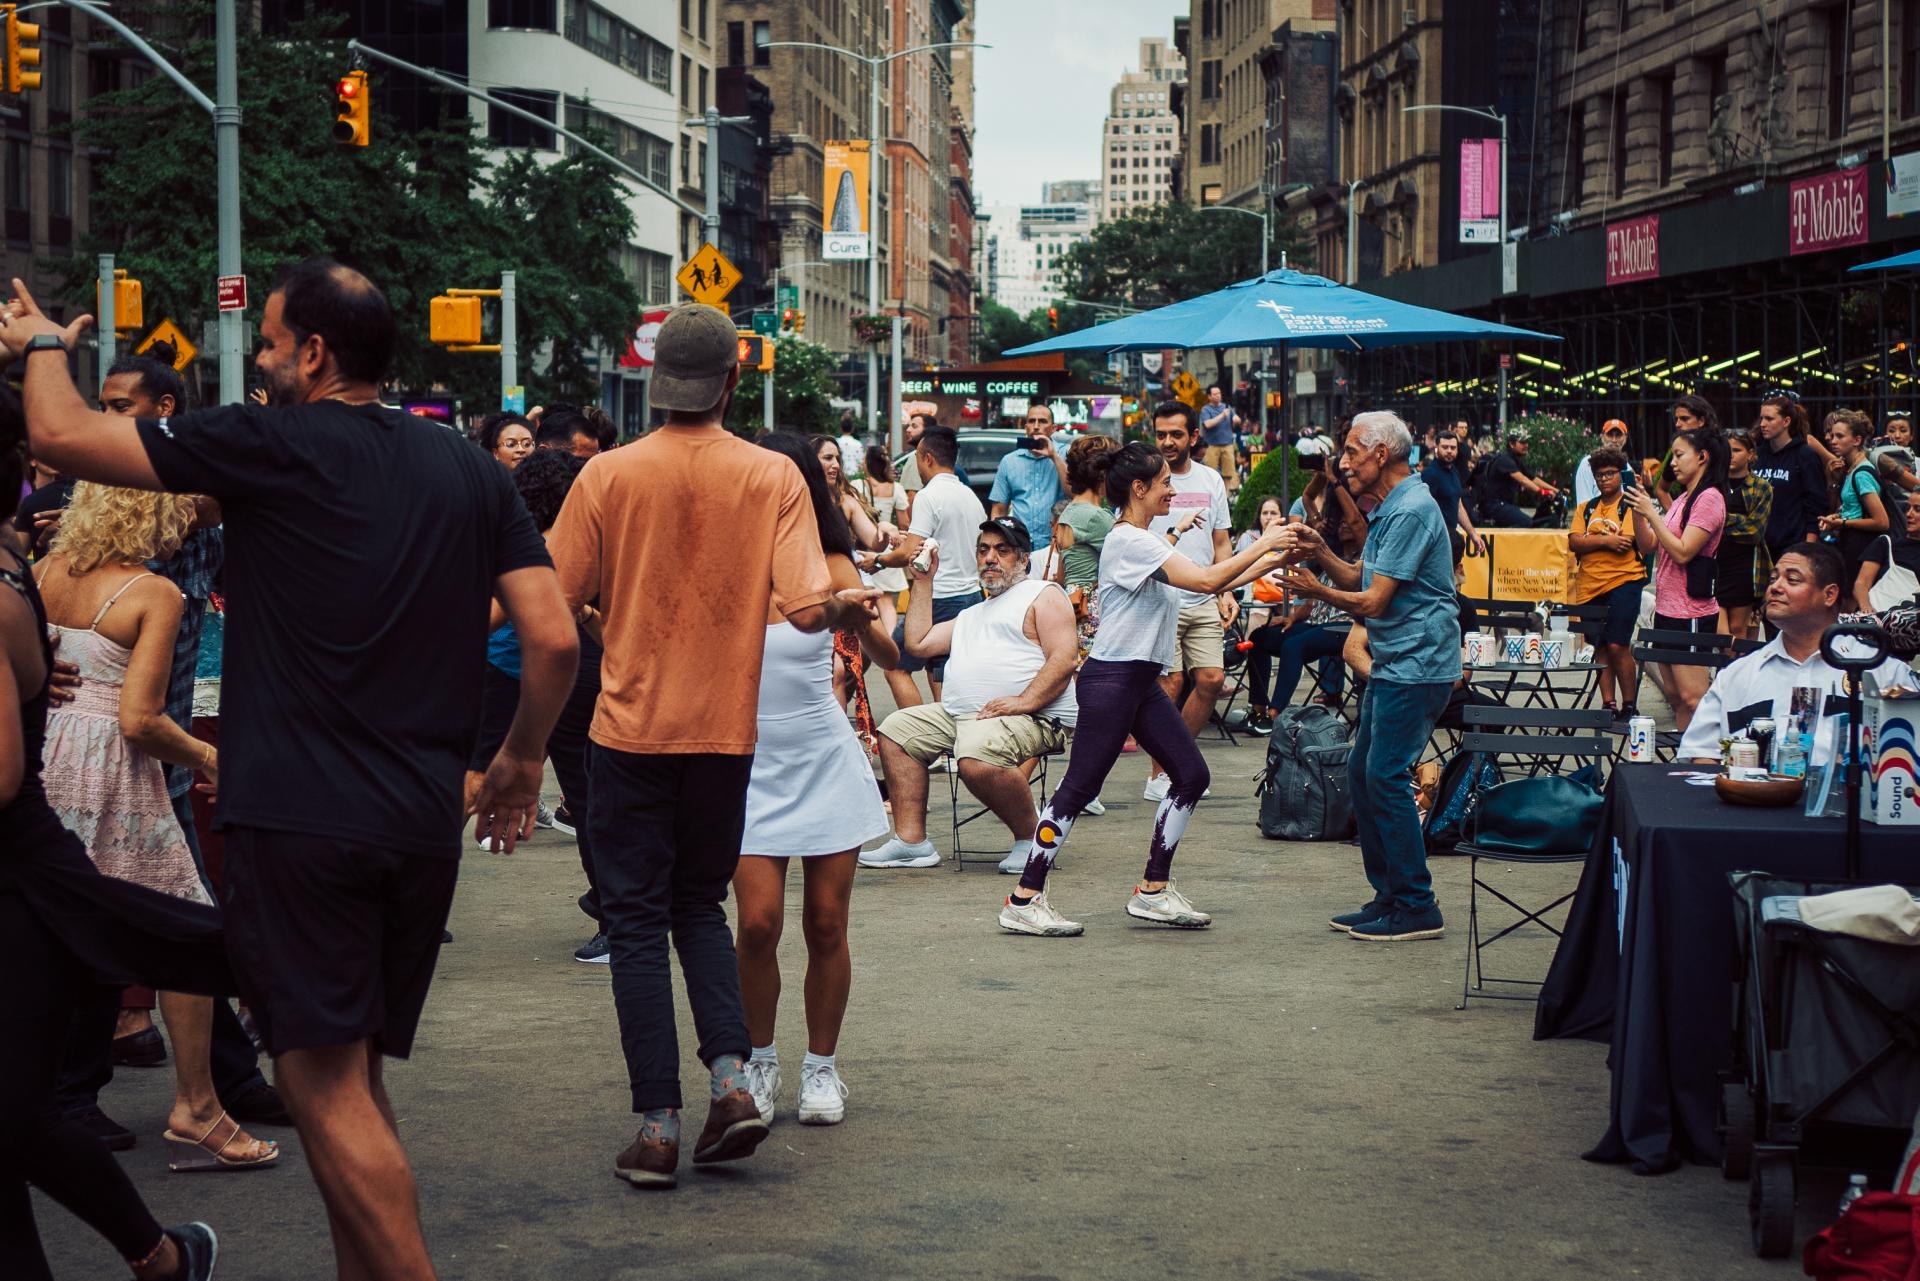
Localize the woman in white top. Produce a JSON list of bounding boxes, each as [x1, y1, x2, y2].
[[999, 442, 1290, 938], [853, 444, 923, 714], [735, 434, 899, 1128]]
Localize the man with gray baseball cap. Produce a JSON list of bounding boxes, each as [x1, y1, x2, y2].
[[546, 303, 882, 1187]]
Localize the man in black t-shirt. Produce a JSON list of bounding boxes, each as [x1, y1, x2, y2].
[[1477, 428, 1556, 527], [3, 261, 578, 1277]]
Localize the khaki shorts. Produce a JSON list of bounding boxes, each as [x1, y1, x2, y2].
[[1201, 443, 1240, 489], [878, 703, 1071, 769], [1175, 599, 1226, 672]]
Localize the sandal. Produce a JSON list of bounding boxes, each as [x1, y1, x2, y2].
[[164, 1110, 279, 1173]]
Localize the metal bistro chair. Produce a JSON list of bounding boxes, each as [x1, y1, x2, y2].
[[1626, 627, 1740, 760], [948, 750, 1054, 871], [1208, 607, 1252, 744], [1454, 705, 1614, 1010]]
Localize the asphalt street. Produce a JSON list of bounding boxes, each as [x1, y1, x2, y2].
[[38, 700, 1819, 1280]]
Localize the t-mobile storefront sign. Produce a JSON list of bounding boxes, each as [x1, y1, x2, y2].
[[1789, 166, 1869, 255], [1605, 214, 1660, 285]]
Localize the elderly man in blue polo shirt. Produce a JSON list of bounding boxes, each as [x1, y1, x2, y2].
[[989, 403, 1069, 549], [1277, 410, 1461, 942]]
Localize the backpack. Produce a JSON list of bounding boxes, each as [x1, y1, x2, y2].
[[1423, 749, 1505, 856], [1802, 1192, 1920, 1280], [1255, 705, 1355, 841]]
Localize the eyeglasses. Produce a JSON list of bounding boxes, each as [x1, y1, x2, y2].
[[1593, 469, 1622, 479]]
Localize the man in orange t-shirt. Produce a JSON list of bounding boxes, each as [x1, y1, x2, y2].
[[545, 304, 880, 1188]]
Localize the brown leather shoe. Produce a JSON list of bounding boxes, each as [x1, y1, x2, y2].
[[614, 1132, 678, 1188], [692, 1089, 769, 1165]]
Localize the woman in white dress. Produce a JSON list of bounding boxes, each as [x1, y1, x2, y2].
[[735, 433, 899, 1128]]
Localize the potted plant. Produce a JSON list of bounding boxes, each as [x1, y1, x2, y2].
[[853, 313, 894, 345]]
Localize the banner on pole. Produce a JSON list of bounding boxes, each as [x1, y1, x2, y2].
[[1459, 138, 1501, 243], [823, 141, 871, 261]]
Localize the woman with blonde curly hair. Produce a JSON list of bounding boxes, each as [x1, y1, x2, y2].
[[36, 482, 278, 1174]]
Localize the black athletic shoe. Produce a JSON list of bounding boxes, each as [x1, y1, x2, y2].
[[1245, 709, 1274, 736], [574, 931, 611, 964], [551, 805, 578, 837], [226, 1080, 293, 1127], [165, 1222, 219, 1281], [67, 1105, 136, 1151]]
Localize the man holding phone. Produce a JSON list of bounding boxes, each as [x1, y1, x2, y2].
[[989, 403, 1069, 551]]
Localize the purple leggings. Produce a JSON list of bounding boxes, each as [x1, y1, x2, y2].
[[1018, 658, 1210, 893]]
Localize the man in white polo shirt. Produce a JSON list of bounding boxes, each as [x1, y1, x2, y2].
[[863, 516, 1078, 871], [1143, 400, 1231, 802], [879, 425, 986, 700]]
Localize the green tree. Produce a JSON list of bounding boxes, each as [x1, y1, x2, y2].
[[976, 299, 1044, 362], [63, 9, 637, 412], [1055, 201, 1314, 311], [727, 337, 842, 438]]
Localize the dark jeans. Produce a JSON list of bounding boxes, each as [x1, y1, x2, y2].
[[588, 748, 754, 1112], [1246, 622, 1347, 710], [1481, 500, 1532, 528], [1348, 679, 1453, 913], [2, 893, 165, 1277]]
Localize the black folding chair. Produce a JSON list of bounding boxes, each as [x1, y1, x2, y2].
[[1628, 626, 1738, 759], [1208, 610, 1251, 743], [949, 752, 1054, 870], [1453, 705, 1614, 1010]]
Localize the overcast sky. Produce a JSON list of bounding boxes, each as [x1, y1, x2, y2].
[[971, 0, 1182, 206]]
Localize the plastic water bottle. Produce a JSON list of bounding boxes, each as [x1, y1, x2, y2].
[[1838, 1173, 1869, 1216]]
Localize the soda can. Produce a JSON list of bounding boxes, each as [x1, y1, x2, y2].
[[1523, 632, 1544, 665], [1627, 716, 1656, 763], [1728, 738, 1760, 769], [1749, 717, 1777, 771], [1502, 634, 1526, 664]]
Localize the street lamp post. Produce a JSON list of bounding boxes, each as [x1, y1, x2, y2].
[[764, 37, 988, 454], [1404, 101, 1511, 426], [1197, 183, 1306, 447], [1345, 178, 1366, 285]]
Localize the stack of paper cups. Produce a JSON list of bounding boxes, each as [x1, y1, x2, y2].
[[1546, 629, 1574, 669], [1523, 632, 1544, 665], [1502, 634, 1527, 664]]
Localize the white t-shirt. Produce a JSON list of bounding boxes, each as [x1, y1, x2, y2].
[[1090, 522, 1179, 670], [908, 471, 986, 597], [1147, 460, 1230, 608]]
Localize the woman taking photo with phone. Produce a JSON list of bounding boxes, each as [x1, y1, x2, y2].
[[1626, 428, 1729, 729]]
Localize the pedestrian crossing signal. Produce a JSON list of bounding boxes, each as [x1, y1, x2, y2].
[[736, 331, 775, 373], [430, 296, 482, 346], [4, 4, 41, 94], [333, 70, 369, 147]]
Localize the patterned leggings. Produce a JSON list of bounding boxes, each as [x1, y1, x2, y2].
[[1018, 658, 1210, 893]]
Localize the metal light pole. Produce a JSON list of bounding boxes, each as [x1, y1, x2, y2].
[[686, 105, 753, 247], [764, 259, 833, 434], [96, 254, 114, 386], [765, 37, 989, 454], [500, 271, 516, 411], [1345, 178, 1365, 285]]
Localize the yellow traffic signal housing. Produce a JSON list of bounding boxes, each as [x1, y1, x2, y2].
[[95, 270, 144, 334], [4, 4, 42, 94], [736, 331, 775, 373], [794, 311, 806, 334], [333, 69, 369, 147], [430, 295, 482, 345]]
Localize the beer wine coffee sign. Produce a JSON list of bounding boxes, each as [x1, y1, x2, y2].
[[1605, 214, 1660, 286], [1790, 166, 1869, 255]]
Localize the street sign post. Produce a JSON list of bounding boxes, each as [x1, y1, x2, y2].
[[777, 284, 799, 313], [677, 243, 740, 308], [751, 311, 778, 337], [137, 319, 197, 372]]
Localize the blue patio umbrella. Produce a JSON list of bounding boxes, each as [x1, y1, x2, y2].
[[1849, 249, 1920, 272], [1005, 267, 1560, 355]]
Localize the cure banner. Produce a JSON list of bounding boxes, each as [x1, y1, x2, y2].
[[823, 140, 871, 261]]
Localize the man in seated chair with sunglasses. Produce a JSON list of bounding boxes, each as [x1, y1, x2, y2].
[[1678, 542, 1915, 765]]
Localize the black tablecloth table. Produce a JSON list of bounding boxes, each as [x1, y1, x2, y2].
[[1533, 764, 1914, 1174]]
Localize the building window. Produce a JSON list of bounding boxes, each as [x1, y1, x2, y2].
[[46, 39, 71, 118], [1616, 0, 1630, 33], [566, 98, 673, 188], [47, 147, 71, 249], [1566, 105, 1584, 208], [1200, 123, 1220, 165], [1611, 91, 1628, 197], [4, 135, 29, 245], [1827, 4, 1852, 139], [1701, 48, 1729, 118], [1202, 60, 1221, 100], [1653, 75, 1673, 185], [679, 0, 689, 30], [698, 0, 708, 41], [699, 66, 708, 112], [680, 54, 691, 107], [727, 20, 745, 67], [566, 1, 672, 90], [489, 88, 558, 150], [753, 21, 770, 66], [489, 0, 556, 28], [1577, 0, 1592, 52]]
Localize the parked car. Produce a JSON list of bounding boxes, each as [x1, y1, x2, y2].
[[896, 429, 1028, 508]]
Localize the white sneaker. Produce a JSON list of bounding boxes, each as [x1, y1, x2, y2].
[[999, 890, 1085, 937], [931, 754, 958, 773], [858, 837, 940, 869], [1142, 775, 1170, 802], [1082, 796, 1107, 816], [743, 1057, 781, 1123], [797, 1062, 848, 1125], [1126, 882, 1213, 929], [998, 842, 1028, 875], [534, 801, 555, 829]]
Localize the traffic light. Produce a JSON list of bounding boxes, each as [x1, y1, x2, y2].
[[4, 4, 42, 94], [96, 270, 144, 335], [794, 311, 806, 334], [1047, 307, 1058, 331], [781, 307, 795, 333], [429, 295, 482, 346], [332, 69, 369, 147]]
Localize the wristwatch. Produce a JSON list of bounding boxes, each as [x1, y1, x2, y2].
[[23, 333, 67, 357]]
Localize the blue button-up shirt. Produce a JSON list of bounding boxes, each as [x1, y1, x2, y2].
[[988, 449, 1068, 548], [1360, 475, 1460, 685]]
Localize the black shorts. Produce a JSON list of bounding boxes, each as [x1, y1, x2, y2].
[[1652, 611, 1719, 651], [222, 827, 458, 1059], [1716, 543, 1757, 608], [1578, 579, 1645, 647]]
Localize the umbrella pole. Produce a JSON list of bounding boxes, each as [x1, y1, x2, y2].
[[1277, 340, 1290, 519]]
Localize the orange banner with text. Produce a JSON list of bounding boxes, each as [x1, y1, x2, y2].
[[1458, 528, 1574, 603]]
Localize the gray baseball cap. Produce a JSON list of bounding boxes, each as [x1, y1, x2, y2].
[[650, 304, 738, 413]]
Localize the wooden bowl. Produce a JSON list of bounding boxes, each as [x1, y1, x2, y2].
[[1714, 773, 1806, 807]]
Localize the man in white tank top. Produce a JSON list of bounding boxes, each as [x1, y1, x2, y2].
[[861, 517, 1080, 872]]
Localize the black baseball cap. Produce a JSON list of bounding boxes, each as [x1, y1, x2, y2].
[[650, 304, 738, 412], [979, 515, 1033, 553]]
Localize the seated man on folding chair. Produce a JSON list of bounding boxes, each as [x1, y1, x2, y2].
[[1677, 542, 1915, 765], [860, 516, 1079, 874]]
